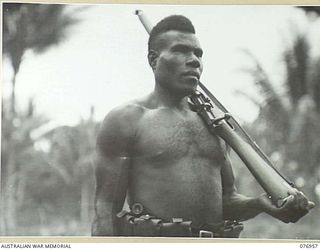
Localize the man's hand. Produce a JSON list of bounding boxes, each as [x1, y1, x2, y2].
[[258, 189, 315, 223]]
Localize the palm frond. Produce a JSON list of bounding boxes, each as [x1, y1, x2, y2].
[[240, 49, 287, 116], [308, 57, 320, 113], [239, 49, 291, 147], [283, 33, 310, 107], [234, 89, 261, 108], [297, 6, 320, 16], [26, 4, 80, 53], [3, 3, 80, 73]]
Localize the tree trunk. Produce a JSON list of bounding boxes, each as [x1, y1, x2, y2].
[[80, 180, 90, 227], [11, 74, 16, 116], [3, 142, 18, 235], [2, 73, 18, 235]]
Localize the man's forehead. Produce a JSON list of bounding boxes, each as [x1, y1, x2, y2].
[[156, 30, 201, 48]]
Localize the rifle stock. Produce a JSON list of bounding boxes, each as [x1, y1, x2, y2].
[[188, 91, 295, 207], [216, 122, 293, 205]]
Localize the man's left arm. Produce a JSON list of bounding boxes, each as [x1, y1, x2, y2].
[[221, 150, 262, 221], [221, 149, 315, 223]]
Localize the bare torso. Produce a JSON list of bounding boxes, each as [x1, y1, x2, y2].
[[126, 96, 226, 226]]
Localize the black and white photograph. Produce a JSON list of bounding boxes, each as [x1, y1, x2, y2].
[[1, 2, 320, 240]]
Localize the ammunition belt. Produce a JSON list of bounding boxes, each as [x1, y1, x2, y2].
[[116, 208, 243, 238]]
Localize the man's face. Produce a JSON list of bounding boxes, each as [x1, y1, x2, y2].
[[152, 30, 203, 96]]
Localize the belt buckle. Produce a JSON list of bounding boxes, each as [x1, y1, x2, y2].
[[199, 230, 214, 238]]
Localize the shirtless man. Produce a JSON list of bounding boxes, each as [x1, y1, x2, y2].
[[92, 15, 314, 237]]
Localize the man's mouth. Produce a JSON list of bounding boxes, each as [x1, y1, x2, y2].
[[182, 71, 200, 80]]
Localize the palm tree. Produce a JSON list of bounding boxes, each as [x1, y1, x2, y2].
[[242, 30, 320, 183], [3, 3, 79, 114], [297, 6, 320, 17], [1, 99, 49, 235], [238, 24, 320, 239], [2, 3, 79, 234], [38, 107, 99, 235]]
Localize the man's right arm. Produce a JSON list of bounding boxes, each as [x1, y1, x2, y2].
[[222, 146, 314, 223], [91, 105, 141, 236]]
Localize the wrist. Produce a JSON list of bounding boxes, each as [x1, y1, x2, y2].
[[251, 196, 266, 212]]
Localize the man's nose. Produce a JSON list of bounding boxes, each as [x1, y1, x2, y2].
[[186, 54, 201, 68]]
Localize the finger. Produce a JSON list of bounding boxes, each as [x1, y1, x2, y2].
[[282, 219, 290, 224], [281, 195, 295, 209], [297, 192, 313, 210], [287, 188, 299, 196], [281, 208, 307, 223], [306, 201, 315, 210], [281, 215, 292, 224], [270, 196, 293, 218], [295, 192, 308, 210], [287, 191, 307, 210], [292, 208, 309, 223]]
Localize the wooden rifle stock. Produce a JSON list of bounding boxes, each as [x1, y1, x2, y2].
[[135, 10, 311, 209], [188, 91, 295, 207]]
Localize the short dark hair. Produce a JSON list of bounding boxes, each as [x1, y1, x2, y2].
[[148, 15, 196, 52]]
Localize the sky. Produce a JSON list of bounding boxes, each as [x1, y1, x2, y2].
[[2, 4, 319, 130]]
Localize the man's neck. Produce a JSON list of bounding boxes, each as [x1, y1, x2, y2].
[[151, 84, 189, 110]]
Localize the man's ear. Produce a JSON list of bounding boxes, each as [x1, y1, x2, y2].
[[148, 50, 159, 70]]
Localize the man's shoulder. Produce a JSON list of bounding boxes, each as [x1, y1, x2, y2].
[[103, 98, 148, 125], [96, 100, 147, 155], [98, 96, 150, 140]]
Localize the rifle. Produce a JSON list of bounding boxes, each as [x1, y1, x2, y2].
[[135, 10, 313, 209]]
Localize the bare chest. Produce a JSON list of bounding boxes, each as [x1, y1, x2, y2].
[[133, 109, 225, 163]]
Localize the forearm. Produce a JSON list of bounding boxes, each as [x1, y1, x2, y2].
[[91, 192, 120, 236], [92, 156, 129, 236], [91, 214, 114, 236], [91, 197, 120, 236], [223, 193, 264, 221]]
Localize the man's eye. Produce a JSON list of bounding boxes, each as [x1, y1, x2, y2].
[[174, 47, 188, 53]]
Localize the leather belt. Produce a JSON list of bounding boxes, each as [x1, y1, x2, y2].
[[117, 206, 243, 238]]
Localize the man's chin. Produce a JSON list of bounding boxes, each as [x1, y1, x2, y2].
[[185, 80, 198, 94], [177, 85, 198, 97], [167, 80, 199, 97]]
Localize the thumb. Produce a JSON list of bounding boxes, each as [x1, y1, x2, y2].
[[279, 195, 294, 208], [306, 201, 315, 210]]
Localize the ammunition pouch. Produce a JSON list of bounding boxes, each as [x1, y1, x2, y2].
[[116, 210, 243, 238], [117, 211, 162, 236], [223, 220, 244, 238]]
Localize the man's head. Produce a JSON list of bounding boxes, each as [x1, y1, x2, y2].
[[148, 15, 196, 52], [148, 15, 203, 97]]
